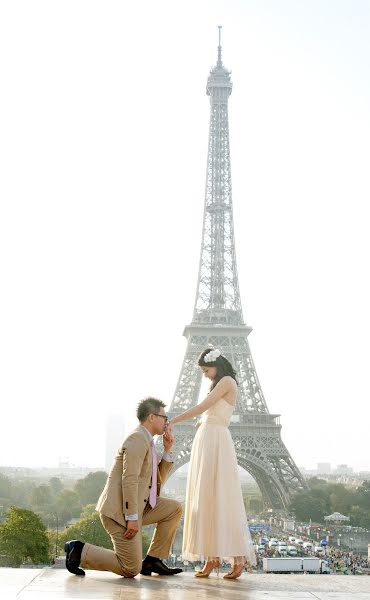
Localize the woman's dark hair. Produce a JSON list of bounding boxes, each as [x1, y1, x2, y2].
[[198, 348, 238, 390]]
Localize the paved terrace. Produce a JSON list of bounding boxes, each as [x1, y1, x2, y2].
[[1, 567, 370, 600]]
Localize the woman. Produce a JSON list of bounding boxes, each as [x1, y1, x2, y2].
[[168, 347, 256, 579]]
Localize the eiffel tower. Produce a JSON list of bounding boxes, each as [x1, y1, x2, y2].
[[166, 28, 306, 510]]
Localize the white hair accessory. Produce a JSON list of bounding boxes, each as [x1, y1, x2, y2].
[[204, 348, 221, 363]]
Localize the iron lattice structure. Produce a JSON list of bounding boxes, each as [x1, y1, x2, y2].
[[166, 29, 306, 510]]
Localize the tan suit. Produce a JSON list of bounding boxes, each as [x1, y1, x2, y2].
[[80, 426, 182, 577]]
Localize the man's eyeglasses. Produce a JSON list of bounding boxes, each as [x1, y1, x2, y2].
[[152, 413, 168, 422]]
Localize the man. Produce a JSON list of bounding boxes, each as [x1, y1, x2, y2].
[[65, 397, 182, 578]]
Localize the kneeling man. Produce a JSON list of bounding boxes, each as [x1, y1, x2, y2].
[[65, 397, 182, 578]]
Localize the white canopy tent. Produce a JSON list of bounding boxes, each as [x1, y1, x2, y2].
[[324, 512, 350, 522]]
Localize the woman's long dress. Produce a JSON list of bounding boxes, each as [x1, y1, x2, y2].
[[182, 398, 256, 566]]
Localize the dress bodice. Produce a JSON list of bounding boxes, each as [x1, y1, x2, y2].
[[201, 398, 235, 427]]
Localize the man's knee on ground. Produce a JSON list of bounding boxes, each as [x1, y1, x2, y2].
[[123, 569, 139, 578], [122, 559, 142, 578]]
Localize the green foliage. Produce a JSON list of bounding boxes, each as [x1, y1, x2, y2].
[[30, 485, 53, 510], [48, 528, 63, 559], [327, 482, 352, 514], [0, 471, 109, 528], [80, 504, 98, 518], [54, 490, 82, 526], [56, 513, 151, 557], [0, 471, 108, 532], [10, 479, 36, 507], [357, 480, 370, 510], [49, 477, 63, 496], [349, 505, 370, 529], [289, 478, 370, 526], [74, 471, 107, 506], [243, 492, 263, 514], [58, 513, 112, 549], [47, 529, 64, 558], [290, 490, 329, 522], [142, 529, 150, 555], [0, 506, 49, 567]]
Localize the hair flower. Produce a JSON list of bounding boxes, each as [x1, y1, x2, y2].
[[204, 348, 221, 363]]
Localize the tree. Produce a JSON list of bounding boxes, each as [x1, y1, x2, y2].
[[349, 505, 370, 529], [289, 490, 329, 522], [289, 478, 370, 526], [48, 529, 61, 560], [30, 485, 52, 512], [56, 513, 150, 558], [74, 471, 107, 505], [8, 479, 36, 507], [58, 513, 112, 550], [327, 483, 352, 514], [0, 506, 49, 567], [54, 489, 82, 526], [49, 477, 63, 497], [246, 497, 263, 514], [356, 480, 370, 510], [80, 504, 98, 518], [141, 528, 150, 556]]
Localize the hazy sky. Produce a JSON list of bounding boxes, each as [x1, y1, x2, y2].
[[1, 1, 369, 472]]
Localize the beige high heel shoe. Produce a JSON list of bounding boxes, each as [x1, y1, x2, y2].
[[223, 561, 247, 579], [195, 559, 220, 578]]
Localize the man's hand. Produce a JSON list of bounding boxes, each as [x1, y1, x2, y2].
[[124, 520, 139, 539], [163, 424, 174, 453]]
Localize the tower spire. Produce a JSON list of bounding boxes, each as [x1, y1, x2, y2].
[[217, 25, 223, 67]]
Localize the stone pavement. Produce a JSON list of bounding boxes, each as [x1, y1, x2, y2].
[[1, 567, 369, 600]]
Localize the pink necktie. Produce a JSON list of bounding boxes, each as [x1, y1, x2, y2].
[[149, 440, 157, 508]]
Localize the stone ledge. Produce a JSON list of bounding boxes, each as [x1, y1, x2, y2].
[[1, 567, 370, 599]]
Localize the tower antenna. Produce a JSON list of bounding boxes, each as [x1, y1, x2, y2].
[[217, 25, 223, 66]]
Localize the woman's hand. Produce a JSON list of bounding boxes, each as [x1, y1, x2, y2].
[[163, 424, 174, 453], [164, 422, 174, 439]]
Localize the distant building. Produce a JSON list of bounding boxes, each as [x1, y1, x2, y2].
[[317, 463, 331, 474], [335, 464, 353, 475], [299, 466, 317, 477], [0, 466, 103, 480], [283, 518, 295, 531], [105, 415, 126, 472]]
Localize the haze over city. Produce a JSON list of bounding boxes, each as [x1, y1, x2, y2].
[[1, 1, 369, 472]]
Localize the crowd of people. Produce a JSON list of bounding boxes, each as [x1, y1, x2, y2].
[[251, 533, 369, 574], [326, 549, 369, 574]]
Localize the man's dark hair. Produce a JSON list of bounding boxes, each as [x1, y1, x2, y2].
[[136, 397, 166, 423]]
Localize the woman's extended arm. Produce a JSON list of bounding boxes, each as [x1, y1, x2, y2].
[[169, 376, 236, 425]]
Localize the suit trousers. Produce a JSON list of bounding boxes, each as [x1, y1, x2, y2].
[[80, 497, 182, 577]]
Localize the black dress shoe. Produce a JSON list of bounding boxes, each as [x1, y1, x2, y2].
[[65, 540, 85, 576], [140, 555, 183, 576]]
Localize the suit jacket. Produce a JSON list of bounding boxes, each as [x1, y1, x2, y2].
[[96, 425, 173, 527]]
